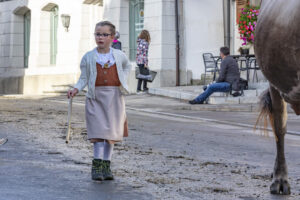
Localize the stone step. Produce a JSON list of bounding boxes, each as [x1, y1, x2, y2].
[[43, 84, 72, 94], [148, 86, 267, 105]]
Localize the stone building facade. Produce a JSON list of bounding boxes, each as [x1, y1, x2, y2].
[[0, 0, 260, 94]]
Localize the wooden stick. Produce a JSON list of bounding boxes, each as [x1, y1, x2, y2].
[[66, 97, 73, 144]]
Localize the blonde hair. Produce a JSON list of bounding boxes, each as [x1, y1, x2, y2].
[[95, 21, 116, 36], [138, 30, 151, 43]]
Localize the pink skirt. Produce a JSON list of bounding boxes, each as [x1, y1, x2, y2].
[[85, 86, 127, 141]]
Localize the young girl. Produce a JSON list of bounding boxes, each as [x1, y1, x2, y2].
[[68, 21, 131, 181], [136, 30, 151, 92]]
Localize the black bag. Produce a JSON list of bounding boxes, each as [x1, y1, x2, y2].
[[230, 78, 248, 97], [135, 66, 157, 82], [238, 78, 248, 90], [139, 66, 150, 75]]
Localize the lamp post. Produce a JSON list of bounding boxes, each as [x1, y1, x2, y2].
[[61, 14, 70, 32]]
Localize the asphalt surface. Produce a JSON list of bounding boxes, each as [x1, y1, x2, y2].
[[0, 94, 299, 199], [0, 125, 152, 200]]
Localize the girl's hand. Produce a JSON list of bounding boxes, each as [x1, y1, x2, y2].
[[67, 88, 78, 98]]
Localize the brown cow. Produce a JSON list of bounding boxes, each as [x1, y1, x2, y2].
[[255, 0, 300, 195]]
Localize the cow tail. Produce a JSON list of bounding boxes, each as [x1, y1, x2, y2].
[[255, 89, 276, 138]]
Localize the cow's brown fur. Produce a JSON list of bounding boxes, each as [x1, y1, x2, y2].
[[254, 0, 300, 195], [255, 89, 275, 138]]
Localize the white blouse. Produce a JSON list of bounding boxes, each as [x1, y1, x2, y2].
[[95, 48, 116, 68]]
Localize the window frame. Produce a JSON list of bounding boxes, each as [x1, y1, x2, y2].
[[50, 6, 58, 65], [24, 10, 31, 68], [129, 0, 144, 61]]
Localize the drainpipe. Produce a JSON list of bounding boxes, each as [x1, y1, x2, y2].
[[223, 0, 231, 48], [175, 0, 180, 86]]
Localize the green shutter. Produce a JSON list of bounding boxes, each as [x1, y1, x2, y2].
[[50, 6, 58, 65], [129, 0, 144, 61], [24, 11, 31, 68]]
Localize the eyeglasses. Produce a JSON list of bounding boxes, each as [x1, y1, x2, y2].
[[94, 33, 112, 38]]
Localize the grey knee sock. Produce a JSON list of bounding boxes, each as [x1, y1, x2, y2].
[[103, 141, 114, 161], [93, 142, 104, 160]]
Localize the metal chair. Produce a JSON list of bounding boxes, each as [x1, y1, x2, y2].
[[202, 53, 219, 85], [247, 58, 260, 82]]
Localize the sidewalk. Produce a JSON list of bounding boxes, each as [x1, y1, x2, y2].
[[146, 82, 299, 113], [148, 83, 268, 104]]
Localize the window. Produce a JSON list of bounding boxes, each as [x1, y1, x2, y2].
[[50, 6, 58, 65], [24, 11, 31, 68], [129, 0, 144, 61]]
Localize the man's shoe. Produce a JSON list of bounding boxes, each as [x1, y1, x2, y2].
[[0, 138, 8, 146], [91, 159, 104, 181], [143, 88, 149, 92], [103, 160, 114, 180], [189, 100, 204, 105]]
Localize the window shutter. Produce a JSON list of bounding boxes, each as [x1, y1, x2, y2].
[[236, 0, 248, 23]]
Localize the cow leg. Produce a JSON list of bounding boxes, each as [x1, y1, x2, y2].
[[269, 86, 291, 195]]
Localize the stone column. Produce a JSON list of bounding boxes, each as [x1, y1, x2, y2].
[[103, 0, 130, 57], [144, 0, 177, 87]]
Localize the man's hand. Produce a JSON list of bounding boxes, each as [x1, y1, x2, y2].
[[67, 88, 78, 98]]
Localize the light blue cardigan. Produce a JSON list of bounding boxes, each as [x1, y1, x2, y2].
[[74, 48, 132, 99]]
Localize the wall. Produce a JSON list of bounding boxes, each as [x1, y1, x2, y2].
[[144, 0, 177, 87], [0, 0, 104, 94], [0, 0, 28, 93], [103, 0, 130, 57], [182, 0, 224, 82]]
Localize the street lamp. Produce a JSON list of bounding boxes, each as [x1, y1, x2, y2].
[[61, 14, 70, 32]]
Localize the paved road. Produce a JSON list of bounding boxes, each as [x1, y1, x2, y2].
[[0, 94, 299, 199], [0, 125, 152, 200]]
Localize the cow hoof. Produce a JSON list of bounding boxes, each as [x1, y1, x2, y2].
[[270, 180, 291, 195]]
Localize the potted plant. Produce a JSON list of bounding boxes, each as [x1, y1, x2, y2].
[[238, 46, 250, 55], [237, 1, 260, 55]]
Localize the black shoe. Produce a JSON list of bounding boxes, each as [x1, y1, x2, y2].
[[143, 88, 149, 92], [103, 160, 114, 180], [189, 100, 204, 105], [91, 159, 104, 181], [232, 91, 241, 97]]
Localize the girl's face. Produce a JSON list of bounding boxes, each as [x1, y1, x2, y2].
[[94, 25, 114, 50]]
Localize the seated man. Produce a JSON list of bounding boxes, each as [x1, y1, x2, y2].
[[189, 47, 240, 104]]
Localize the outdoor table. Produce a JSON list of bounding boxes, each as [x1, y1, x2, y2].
[[212, 54, 256, 82]]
